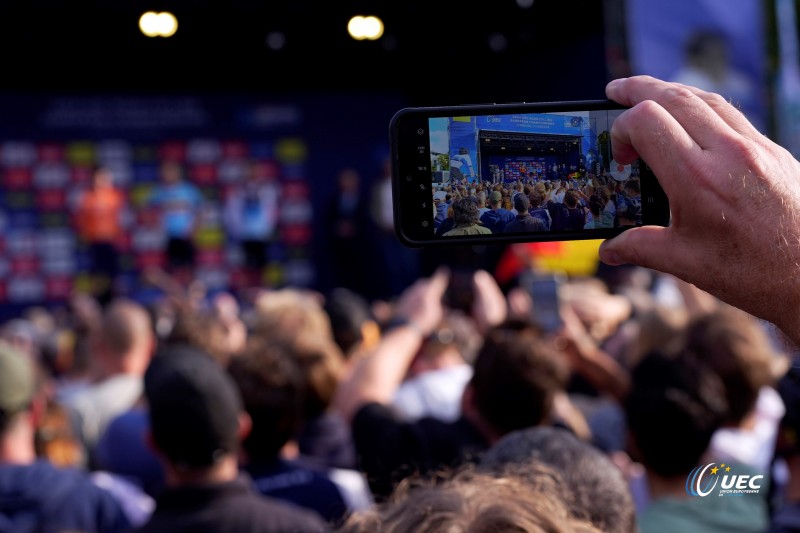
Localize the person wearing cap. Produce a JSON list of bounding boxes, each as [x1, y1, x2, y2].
[[479, 190, 515, 234], [0, 342, 131, 532], [503, 193, 548, 234], [136, 345, 327, 532]]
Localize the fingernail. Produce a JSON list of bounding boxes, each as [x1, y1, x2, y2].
[[600, 249, 623, 266]]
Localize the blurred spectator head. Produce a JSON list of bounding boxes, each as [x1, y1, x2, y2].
[[624, 351, 728, 478], [324, 287, 380, 359], [164, 306, 232, 368], [451, 197, 480, 226], [249, 289, 333, 343], [0, 342, 36, 437], [684, 305, 788, 426], [465, 321, 569, 439], [144, 345, 247, 471], [340, 468, 600, 533], [564, 190, 580, 208], [512, 193, 529, 213], [408, 310, 482, 379], [481, 426, 636, 533], [94, 298, 155, 376], [776, 365, 800, 460], [528, 189, 545, 208], [209, 291, 248, 357], [0, 319, 41, 361], [19, 306, 68, 380], [290, 338, 345, 422], [625, 303, 689, 369], [227, 337, 305, 463]]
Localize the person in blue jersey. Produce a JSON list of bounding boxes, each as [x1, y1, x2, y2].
[[148, 160, 204, 281], [223, 160, 281, 288]]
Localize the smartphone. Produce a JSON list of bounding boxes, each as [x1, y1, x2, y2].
[[519, 270, 565, 334], [389, 100, 670, 247], [443, 268, 475, 314]]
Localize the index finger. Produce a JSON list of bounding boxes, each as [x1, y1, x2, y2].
[[607, 76, 743, 150], [609, 98, 703, 200]]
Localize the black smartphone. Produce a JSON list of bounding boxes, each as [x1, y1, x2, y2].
[[389, 100, 670, 247], [443, 268, 475, 314], [519, 270, 565, 334]]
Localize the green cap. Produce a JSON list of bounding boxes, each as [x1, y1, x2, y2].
[[0, 343, 34, 416]]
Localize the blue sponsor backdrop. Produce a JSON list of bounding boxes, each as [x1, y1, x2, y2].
[[0, 92, 405, 318], [626, 0, 767, 132]]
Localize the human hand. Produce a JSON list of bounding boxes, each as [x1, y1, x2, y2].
[[561, 279, 632, 343], [393, 266, 450, 337], [470, 269, 507, 333], [599, 75, 800, 343]]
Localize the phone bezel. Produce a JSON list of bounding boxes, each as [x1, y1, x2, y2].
[[389, 100, 670, 247]]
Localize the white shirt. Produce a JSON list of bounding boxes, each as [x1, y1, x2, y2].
[[393, 364, 473, 422]]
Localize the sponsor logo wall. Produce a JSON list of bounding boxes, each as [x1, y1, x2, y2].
[[0, 95, 318, 309]]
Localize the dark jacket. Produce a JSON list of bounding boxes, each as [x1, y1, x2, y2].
[[504, 213, 548, 233], [137, 475, 327, 533]]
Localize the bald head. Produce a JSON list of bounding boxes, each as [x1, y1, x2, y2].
[[99, 299, 154, 361]]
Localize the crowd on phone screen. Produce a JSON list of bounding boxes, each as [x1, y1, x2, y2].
[[432, 171, 642, 237], [3, 242, 800, 533]]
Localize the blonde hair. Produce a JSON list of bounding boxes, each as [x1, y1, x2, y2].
[[341, 467, 601, 533], [250, 289, 333, 342]]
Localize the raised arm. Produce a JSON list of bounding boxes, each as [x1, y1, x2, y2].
[[332, 268, 450, 422]]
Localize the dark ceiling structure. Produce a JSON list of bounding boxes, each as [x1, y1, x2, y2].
[[0, 0, 613, 105]]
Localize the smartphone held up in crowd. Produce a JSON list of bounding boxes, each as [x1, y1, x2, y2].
[[389, 100, 671, 247], [519, 270, 565, 334]]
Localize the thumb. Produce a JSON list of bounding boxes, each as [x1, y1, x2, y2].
[[599, 226, 678, 273]]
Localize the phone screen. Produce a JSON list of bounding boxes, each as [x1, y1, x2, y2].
[[390, 101, 670, 247]]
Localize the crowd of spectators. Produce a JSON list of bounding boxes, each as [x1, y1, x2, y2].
[[433, 171, 642, 236], [0, 254, 797, 532]]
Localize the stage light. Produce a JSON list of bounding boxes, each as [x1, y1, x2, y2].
[[516, 0, 535, 8], [139, 11, 178, 38], [348, 15, 384, 41]]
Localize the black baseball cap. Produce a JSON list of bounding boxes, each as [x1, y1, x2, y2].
[[144, 344, 242, 469]]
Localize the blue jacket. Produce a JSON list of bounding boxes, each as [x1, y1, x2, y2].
[[0, 460, 130, 533], [480, 209, 515, 234]]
